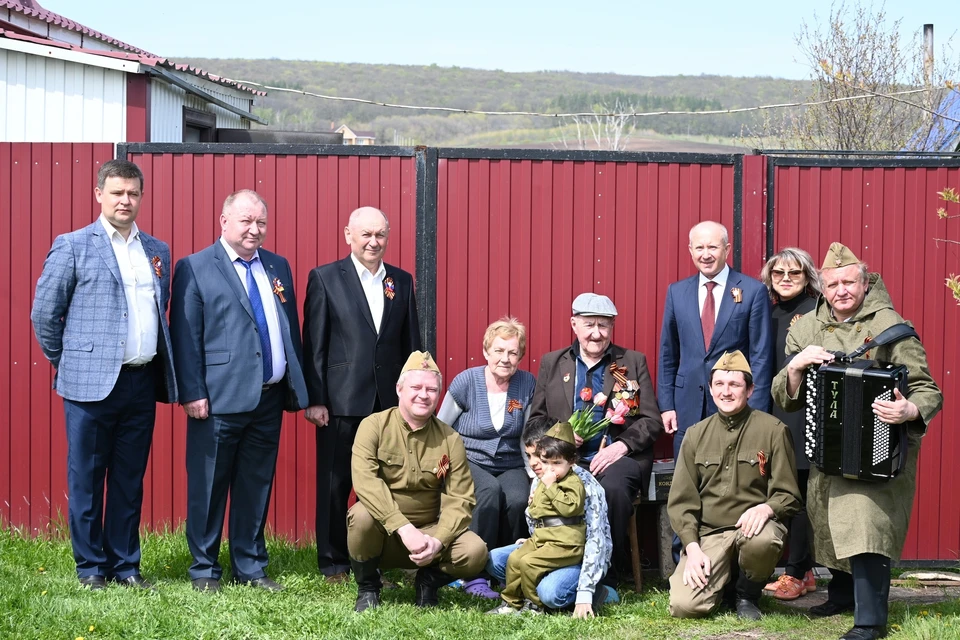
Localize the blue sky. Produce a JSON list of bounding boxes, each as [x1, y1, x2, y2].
[[50, 0, 959, 80]]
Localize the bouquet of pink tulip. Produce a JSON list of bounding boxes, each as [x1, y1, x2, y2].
[[568, 387, 629, 442]]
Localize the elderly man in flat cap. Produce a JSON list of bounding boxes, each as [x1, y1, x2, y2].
[[772, 243, 942, 640], [668, 350, 800, 621], [347, 351, 487, 612], [530, 293, 663, 586]]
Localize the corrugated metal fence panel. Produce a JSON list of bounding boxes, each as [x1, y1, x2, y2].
[[124, 149, 418, 541], [772, 163, 960, 561], [435, 157, 735, 459], [0, 142, 116, 534]]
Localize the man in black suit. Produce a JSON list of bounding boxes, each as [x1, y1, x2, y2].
[[303, 206, 422, 582], [171, 189, 308, 592]]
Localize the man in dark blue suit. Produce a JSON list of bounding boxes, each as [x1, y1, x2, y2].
[[658, 221, 773, 458], [32, 159, 178, 591], [171, 190, 308, 593]]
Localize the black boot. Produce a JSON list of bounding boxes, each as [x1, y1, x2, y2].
[[734, 572, 765, 621], [350, 557, 382, 613], [414, 566, 451, 608]]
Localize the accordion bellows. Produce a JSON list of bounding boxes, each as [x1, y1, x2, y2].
[[804, 359, 909, 482]]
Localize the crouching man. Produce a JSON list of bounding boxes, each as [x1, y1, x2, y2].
[[347, 351, 488, 611], [668, 351, 800, 620]]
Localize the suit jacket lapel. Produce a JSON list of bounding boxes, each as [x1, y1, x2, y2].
[[711, 270, 738, 352], [90, 223, 123, 286], [139, 234, 164, 310], [213, 241, 255, 321], [558, 350, 576, 416], [262, 258, 293, 344], [340, 257, 377, 335], [380, 265, 396, 336]]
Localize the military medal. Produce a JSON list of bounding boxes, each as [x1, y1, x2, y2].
[[152, 256, 162, 278], [731, 287, 743, 303], [272, 277, 286, 303], [563, 373, 570, 383], [757, 450, 767, 477], [435, 454, 450, 480], [507, 399, 523, 413], [383, 277, 395, 300]]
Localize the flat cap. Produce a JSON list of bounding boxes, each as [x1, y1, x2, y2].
[[544, 421, 576, 446], [572, 292, 618, 317], [401, 350, 441, 375], [821, 242, 861, 270], [711, 350, 752, 375]]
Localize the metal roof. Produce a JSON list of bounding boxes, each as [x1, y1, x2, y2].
[[0, 0, 264, 96]]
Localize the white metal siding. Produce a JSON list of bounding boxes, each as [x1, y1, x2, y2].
[[149, 75, 253, 141], [149, 79, 185, 142], [0, 49, 126, 142]]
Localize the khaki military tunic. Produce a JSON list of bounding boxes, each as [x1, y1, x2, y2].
[[771, 274, 943, 572], [667, 407, 799, 618], [348, 408, 486, 576], [501, 471, 586, 608], [669, 408, 801, 548]]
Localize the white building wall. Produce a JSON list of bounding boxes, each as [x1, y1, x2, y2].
[[0, 49, 125, 142], [149, 79, 185, 142]]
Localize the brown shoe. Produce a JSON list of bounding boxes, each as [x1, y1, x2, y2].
[[769, 574, 807, 601], [324, 571, 351, 585]]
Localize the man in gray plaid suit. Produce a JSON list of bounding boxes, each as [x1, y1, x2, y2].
[[31, 159, 178, 591]]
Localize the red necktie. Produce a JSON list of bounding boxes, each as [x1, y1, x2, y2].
[[701, 281, 717, 350]]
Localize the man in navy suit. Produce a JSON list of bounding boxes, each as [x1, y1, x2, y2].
[[171, 190, 308, 593], [658, 221, 772, 458], [32, 159, 177, 590], [302, 206, 422, 582]]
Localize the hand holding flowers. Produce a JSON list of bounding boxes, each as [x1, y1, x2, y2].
[[568, 387, 629, 443]]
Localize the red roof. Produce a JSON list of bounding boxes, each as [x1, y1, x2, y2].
[[0, 0, 264, 95]]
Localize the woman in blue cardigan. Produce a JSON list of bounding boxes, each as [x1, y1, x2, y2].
[[437, 316, 536, 599]]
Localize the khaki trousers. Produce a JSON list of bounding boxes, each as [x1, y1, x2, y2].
[[346, 502, 487, 577], [669, 520, 787, 618], [500, 537, 584, 608]]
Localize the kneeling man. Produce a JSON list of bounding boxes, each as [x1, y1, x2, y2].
[[348, 351, 487, 611], [668, 351, 800, 620]]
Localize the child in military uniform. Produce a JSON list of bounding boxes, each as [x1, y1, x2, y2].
[[489, 422, 586, 614]]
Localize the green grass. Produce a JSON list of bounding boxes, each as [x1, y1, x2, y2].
[[2, 526, 957, 639]]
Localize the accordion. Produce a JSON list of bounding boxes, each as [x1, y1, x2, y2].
[[804, 359, 909, 482]]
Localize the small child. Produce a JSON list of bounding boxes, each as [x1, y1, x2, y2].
[[489, 421, 586, 614]]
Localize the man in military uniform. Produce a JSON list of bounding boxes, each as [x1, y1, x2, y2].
[[668, 351, 800, 621], [772, 243, 942, 640], [347, 351, 487, 612]]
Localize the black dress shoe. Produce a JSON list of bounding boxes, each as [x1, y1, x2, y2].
[[735, 598, 762, 621], [192, 578, 221, 592], [810, 600, 856, 617], [79, 575, 107, 591], [237, 576, 284, 592], [839, 626, 887, 640], [354, 590, 381, 612], [110, 574, 156, 591]]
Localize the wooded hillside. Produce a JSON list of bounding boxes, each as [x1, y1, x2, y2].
[[181, 58, 809, 147]]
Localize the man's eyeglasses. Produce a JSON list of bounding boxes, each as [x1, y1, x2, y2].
[[771, 269, 804, 281]]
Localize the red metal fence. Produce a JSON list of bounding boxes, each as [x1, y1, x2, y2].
[[1, 143, 957, 562], [769, 156, 960, 562]]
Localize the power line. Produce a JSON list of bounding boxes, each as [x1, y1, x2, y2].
[[233, 80, 960, 123]]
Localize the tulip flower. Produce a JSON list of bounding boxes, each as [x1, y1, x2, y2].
[[592, 392, 608, 407], [579, 387, 593, 402]]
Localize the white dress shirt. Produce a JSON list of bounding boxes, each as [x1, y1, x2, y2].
[[100, 215, 158, 365], [487, 391, 507, 432], [350, 252, 386, 334], [220, 237, 287, 385], [698, 263, 730, 321]]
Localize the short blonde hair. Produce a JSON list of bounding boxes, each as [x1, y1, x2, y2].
[[760, 247, 822, 303], [482, 316, 527, 359]]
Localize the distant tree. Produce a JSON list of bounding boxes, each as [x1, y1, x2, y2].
[[750, 1, 960, 151]]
